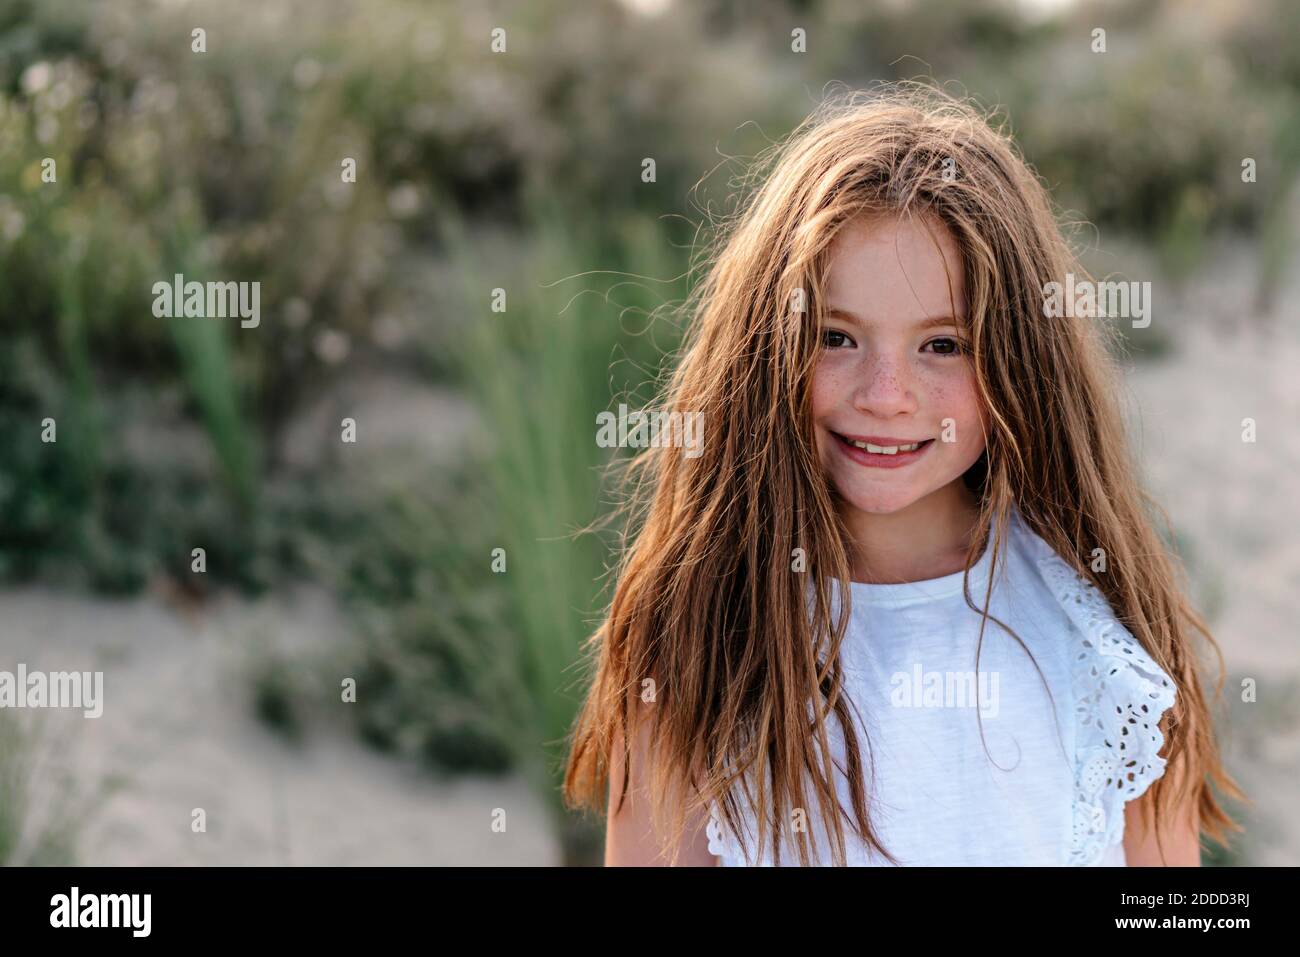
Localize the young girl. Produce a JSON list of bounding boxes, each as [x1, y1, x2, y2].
[[562, 84, 1243, 866]]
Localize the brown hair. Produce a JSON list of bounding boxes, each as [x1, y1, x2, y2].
[[562, 81, 1243, 865]]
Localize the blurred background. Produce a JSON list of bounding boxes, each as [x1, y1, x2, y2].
[[0, 0, 1296, 866]]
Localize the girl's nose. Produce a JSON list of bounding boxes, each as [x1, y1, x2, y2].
[[852, 354, 919, 417]]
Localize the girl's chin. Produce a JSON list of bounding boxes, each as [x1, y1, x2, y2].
[[834, 488, 927, 516]]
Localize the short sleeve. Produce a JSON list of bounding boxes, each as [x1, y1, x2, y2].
[[1035, 549, 1178, 866]]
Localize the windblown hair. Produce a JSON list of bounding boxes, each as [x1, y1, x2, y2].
[[562, 82, 1243, 866]]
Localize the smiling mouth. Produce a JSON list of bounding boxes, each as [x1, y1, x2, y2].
[[831, 432, 935, 466], [834, 434, 933, 455]]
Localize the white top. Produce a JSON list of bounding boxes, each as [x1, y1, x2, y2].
[[706, 506, 1177, 867]]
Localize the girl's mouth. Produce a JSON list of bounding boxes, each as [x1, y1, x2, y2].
[[832, 432, 935, 469]]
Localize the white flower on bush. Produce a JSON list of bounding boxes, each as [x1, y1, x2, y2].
[[21, 61, 51, 95], [313, 330, 350, 365], [0, 197, 25, 244], [387, 183, 420, 218]]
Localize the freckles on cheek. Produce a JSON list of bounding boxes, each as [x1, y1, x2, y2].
[[812, 366, 847, 417], [920, 376, 955, 417], [924, 373, 985, 448]]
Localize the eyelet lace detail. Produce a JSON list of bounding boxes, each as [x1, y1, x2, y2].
[[1036, 552, 1177, 867], [706, 800, 730, 858]]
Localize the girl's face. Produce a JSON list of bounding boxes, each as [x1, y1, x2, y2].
[[811, 212, 987, 516]]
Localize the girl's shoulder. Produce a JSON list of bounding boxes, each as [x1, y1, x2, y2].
[[1004, 505, 1179, 865]]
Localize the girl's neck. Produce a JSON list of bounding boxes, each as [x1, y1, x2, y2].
[[840, 482, 985, 585]]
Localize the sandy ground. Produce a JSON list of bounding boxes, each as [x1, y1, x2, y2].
[[2, 582, 559, 866]]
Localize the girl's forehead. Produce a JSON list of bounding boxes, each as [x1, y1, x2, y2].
[[823, 212, 967, 322]]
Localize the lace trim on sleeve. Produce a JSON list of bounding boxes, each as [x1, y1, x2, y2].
[[705, 799, 730, 858], [1036, 552, 1178, 867]]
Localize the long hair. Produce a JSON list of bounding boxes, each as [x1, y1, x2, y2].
[[562, 81, 1243, 866]]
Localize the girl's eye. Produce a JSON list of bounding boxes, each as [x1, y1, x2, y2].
[[924, 337, 966, 356], [823, 329, 853, 349]]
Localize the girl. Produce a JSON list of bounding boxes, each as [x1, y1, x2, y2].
[[562, 84, 1243, 866]]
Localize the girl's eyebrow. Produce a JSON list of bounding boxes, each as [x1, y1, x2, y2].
[[826, 306, 963, 329]]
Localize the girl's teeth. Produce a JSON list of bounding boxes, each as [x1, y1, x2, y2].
[[849, 439, 923, 454]]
